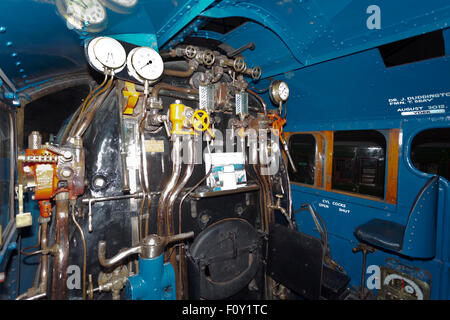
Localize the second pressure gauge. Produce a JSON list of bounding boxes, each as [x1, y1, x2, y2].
[[127, 47, 164, 83], [269, 80, 290, 104], [87, 37, 127, 74]]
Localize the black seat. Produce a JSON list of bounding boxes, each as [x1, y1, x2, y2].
[[354, 219, 404, 252], [354, 176, 439, 258]]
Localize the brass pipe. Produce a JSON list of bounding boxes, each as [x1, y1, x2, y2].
[[51, 191, 70, 300], [151, 83, 199, 101], [74, 79, 114, 137], [157, 136, 183, 235], [68, 75, 109, 139]]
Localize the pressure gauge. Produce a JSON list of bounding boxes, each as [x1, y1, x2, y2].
[[127, 47, 164, 83], [269, 80, 290, 104], [100, 0, 138, 13], [87, 37, 127, 74], [56, 0, 107, 32]]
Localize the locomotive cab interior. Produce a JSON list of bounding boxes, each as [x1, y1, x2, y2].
[[0, 0, 449, 303]]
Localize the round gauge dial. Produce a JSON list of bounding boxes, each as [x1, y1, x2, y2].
[[87, 37, 126, 73], [57, 0, 107, 32], [269, 80, 290, 104], [383, 274, 424, 300], [100, 0, 138, 13], [127, 47, 164, 82]]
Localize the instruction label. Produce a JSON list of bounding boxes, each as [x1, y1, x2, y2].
[[318, 199, 351, 214], [388, 91, 449, 116]]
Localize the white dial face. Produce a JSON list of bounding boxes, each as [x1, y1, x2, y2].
[[128, 47, 164, 82], [65, 0, 106, 29], [110, 0, 138, 7], [93, 37, 126, 69], [278, 82, 289, 101], [87, 37, 126, 73]]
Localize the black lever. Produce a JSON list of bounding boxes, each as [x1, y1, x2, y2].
[[227, 42, 255, 58]]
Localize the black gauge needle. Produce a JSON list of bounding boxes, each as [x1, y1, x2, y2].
[[106, 52, 114, 65], [139, 59, 152, 71]]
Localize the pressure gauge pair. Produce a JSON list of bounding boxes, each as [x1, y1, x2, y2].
[[86, 36, 164, 83]]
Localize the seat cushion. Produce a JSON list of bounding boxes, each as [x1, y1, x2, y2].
[[354, 219, 405, 252]]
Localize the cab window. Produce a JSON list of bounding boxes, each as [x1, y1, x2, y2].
[[411, 128, 450, 180], [332, 130, 386, 199], [288, 134, 317, 185]]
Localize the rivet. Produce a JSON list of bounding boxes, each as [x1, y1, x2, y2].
[[11, 52, 17, 57], [19, 68, 24, 73], [0, 26, 6, 33], [15, 61, 21, 66], [6, 41, 12, 47]]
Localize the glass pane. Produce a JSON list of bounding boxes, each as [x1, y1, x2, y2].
[[332, 130, 386, 198], [288, 134, 316, 185], [411, 128, 450, 181], [0, 111, 11, 228]]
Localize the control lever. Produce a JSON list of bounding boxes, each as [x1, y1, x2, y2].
[[98, 231, 194, 268], [227, 42, 255, 58], [352, 243, 376, 299]]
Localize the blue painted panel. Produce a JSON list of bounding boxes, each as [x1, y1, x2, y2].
[[274, 48, 450, 129], [200, 0, 450, 72]]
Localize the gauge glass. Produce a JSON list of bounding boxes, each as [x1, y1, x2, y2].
[[278, 82, 289, 101], [109, 0, 138, 7], [93, 37, 126, 69], [128, 47, 164, 82], [64, 0, 106, 29]]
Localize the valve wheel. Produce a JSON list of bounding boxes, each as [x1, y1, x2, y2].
[[192, 110, 210, 132], [234, 57, 246, 72], [202, 50, 215, 66], [185, 45, 197, 59], [251, 66, 262, 80]]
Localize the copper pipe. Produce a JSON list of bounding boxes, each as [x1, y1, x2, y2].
[[151, 83, 198, 101], [51, 191, 70, 300], [163, 65, 196, 78], [157, 136, 183, 235], [247, 88, 267, 114], [39, 222, 48, 295]]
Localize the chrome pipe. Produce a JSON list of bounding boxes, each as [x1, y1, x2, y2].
[[166, 137, 195, 236], [157, 136, 183, 235]]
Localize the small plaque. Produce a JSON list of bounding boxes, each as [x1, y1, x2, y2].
[[16, 212, 33, 228], [144, 139, 164, 153]]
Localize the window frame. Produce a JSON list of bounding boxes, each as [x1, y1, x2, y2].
[[286, 129, 400, 204], [285, 132, 325, 188]]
